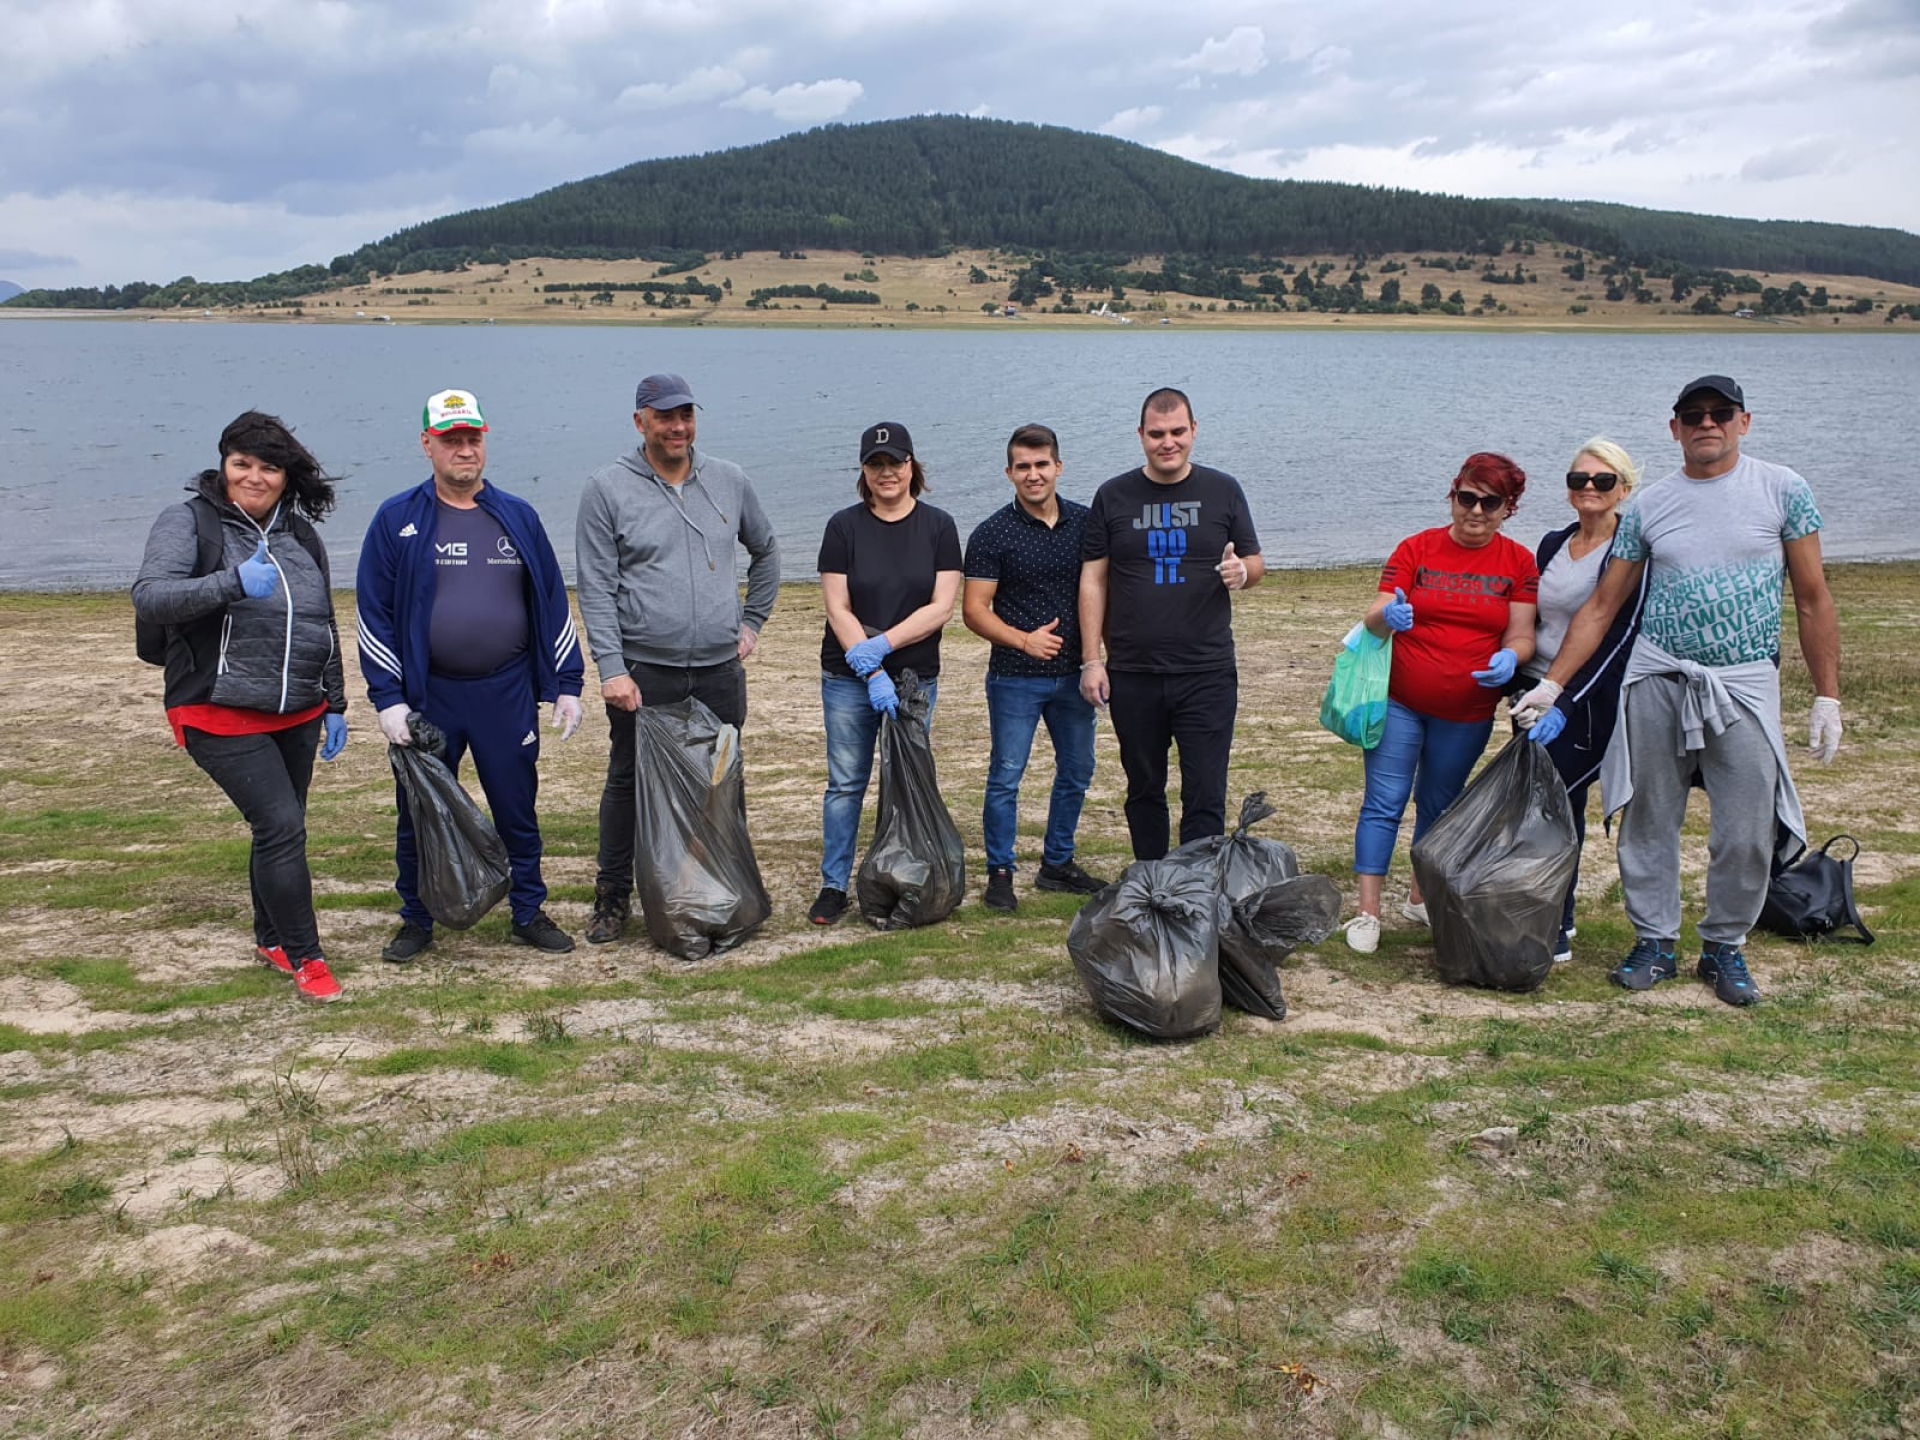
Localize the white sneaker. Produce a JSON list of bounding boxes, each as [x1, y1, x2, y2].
[[1566, 925, 1577, 940], [1401, 899, 1430, 927], [1343, 913, 1381, 954]]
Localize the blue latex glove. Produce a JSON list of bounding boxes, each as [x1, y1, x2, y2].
[[320, 713, 349, 761], [238, 538, 279, 599], [867, 669, 899, 716], [845, 633, 893, 677], [1473, 648, 1518, 687], [1528, 706, 1568, 745], [1382, 587, 1414, 633]]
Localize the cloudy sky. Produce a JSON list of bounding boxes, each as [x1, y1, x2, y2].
[[3, 0, 1916, 289]]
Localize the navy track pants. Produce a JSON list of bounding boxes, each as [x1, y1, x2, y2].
[[393, 661, 549, 928]]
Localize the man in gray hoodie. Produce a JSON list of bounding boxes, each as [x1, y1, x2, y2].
[[575, 373, 781, 943]]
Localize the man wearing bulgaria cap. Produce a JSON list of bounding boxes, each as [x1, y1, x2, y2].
[[573, 373, 779, 945], [356, 389, 585, 962], [1512, 375, 1842, 1008]]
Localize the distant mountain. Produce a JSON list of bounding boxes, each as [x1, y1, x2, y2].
[[350, 117, 1920, 285], [9, 117, 1920, 312], [0, 281, 22, 303]]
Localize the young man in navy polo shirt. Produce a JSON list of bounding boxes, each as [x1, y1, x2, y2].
[[962, 423, 1107, 910]]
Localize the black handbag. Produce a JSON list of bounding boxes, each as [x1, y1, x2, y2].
[[1758, 835, 1874, 944]]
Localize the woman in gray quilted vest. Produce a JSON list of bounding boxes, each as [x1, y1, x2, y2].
[[131, 412, 349, 1003]]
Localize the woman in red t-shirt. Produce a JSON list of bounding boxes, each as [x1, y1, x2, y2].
[[1343, 454, 1540, 953]]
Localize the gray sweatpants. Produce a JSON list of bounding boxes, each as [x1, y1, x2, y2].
[[1615, 673, 1778, 947]]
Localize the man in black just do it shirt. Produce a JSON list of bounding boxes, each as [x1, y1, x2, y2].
[[1078, 388, 1265, 860]]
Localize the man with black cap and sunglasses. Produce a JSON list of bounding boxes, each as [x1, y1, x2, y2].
[[575, 373, 781, 945], [1513, 375, 1842, 1008]]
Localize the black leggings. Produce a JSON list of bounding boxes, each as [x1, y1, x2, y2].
[[184, 719, 324, 961]]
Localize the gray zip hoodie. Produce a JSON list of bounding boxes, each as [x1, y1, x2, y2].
[[575, 446, 780, 677]]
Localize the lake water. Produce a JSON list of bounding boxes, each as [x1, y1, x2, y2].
[[3, 318, 1916, 589]]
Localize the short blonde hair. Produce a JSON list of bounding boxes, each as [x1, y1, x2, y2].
[[1570, 436, 1640, 493]]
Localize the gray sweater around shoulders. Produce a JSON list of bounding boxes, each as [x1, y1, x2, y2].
[[574, 446, 780, 677]]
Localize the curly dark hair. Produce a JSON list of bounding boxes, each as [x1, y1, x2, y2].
[[200, 411, 339, 522]]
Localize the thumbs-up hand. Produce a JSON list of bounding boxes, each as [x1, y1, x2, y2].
[[1382, 586, 1415, 632], [1024, 617, 1064, 660], [238, 538, 279, 598], [1216, 541, 1248, 591]]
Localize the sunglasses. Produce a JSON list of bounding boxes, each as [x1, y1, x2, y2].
[[1675, 404, 1740, 428], [1566, 471, 1620, 492], [1451, 490, 1506, 513]]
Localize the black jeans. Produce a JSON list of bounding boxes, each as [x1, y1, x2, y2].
[[596, 658, 748, 893], [184, 718, 324, 960], [1106, 668, 1239, 861]]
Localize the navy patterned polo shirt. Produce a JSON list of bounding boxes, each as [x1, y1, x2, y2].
[[962, 496, 1089, 678]]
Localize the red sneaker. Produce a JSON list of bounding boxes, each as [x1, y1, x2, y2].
[[292, 958, 344, 1003], [256, 944, 295, 975]]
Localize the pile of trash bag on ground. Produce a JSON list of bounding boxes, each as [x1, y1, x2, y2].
[[857, 671, 966, 929], [1068, 846, 1226, 1039], [388, 713, 511, 929], [1410, 738, 1579, 991], [634, 697, 772, 960], [1069, 792, 1341, 1036]]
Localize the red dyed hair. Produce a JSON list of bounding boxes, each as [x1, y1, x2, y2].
[[1450, 452, 1527, 516]]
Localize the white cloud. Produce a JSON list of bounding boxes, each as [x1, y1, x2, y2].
[[722, 79, 864, 124], [616, 66, 746, 111], [1101, 105, 1163, 136], [1176, 26, 1268, 77]]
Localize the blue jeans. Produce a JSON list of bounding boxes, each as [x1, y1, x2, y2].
[[820, 674, 937, 891], [1354, 699, 1492, 875], [982, 672, 1096, 871]]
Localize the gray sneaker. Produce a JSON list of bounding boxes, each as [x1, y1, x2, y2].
[[1699, 942, 1761, 1007]]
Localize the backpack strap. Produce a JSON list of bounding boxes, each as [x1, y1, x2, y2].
[[186, 494, 225, 579], [1825, 835, 1875, 945]]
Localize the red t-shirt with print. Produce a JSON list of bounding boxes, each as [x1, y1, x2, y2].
[[1378, 527, 1539, 723]]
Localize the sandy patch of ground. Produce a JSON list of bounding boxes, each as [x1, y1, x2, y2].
[[0, 974, 138, 1036], [91, 1223, 269, 1280], [112, 1154, 284, 1221], [1, 1094, 248, 1157]]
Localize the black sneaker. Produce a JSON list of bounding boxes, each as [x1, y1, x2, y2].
[[382, 921, 433, 965], [808, 887, 848, 926], [1699, 942, 1761, 1007], [984, 866, 1018, 912], [511, 911, 575, 953], [1609, 938, 1677, 991], [585, 884, 629, 945], [1035, 858, 1106, 895]]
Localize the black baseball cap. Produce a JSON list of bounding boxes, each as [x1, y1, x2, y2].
[[860, 422, 913, 463], [1674, 375, 1745, 411]]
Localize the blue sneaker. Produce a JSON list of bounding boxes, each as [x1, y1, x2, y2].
[[1699, 942, 1761, 1007], [1609, 938, 1677, 991]]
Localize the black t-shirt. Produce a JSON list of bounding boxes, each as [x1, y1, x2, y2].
[[1081, 463, 1261, 672], [962, 497, 1089, 679], [817, 501, 963, 680], [427, 499, 529, 676]]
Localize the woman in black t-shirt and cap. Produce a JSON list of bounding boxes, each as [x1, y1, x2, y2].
[[808, 422, 964, 925]]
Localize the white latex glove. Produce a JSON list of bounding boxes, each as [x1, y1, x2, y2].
[[1808, 696, 1842, 764], [379, 703, 413, 746], [553, 694, 583, 741], [1509, 679, 1563, 729]]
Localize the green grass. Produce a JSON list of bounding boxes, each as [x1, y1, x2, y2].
[[0, 568, 1914, 1436]]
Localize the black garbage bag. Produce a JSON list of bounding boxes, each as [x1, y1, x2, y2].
[[856, 671, 966, 929], [1067, 848, 1226, 1040], [634, 697, 772, 960], [388, 714, 510, 930], [1409, 737, 1579, 992], [1169, 793, 1342, 1020]]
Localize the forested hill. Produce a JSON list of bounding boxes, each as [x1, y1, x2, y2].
[[8, 117, 1920, 312], [349, 117, 1920, 285]]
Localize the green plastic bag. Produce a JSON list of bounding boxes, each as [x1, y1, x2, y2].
[[1318, 623, 1392, 749]]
